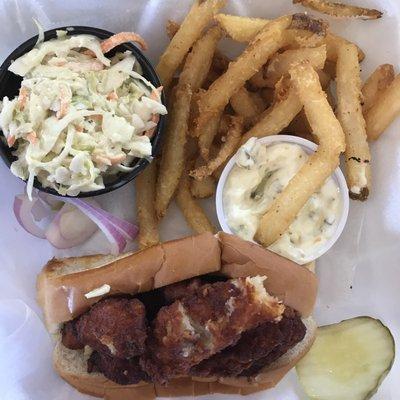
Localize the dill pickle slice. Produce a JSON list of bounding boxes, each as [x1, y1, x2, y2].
[[296, 316, 395, 400]]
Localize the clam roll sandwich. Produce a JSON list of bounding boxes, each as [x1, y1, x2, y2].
[[37, 232, 318, 399]]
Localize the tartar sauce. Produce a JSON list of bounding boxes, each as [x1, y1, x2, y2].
[[223, 138, 342, 264]]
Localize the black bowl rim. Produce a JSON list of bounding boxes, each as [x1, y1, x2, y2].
[[0, 26, 166, 198]]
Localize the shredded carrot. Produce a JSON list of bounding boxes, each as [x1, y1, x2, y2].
[[144, 86, 163, 138], [26, 131, 38, 144], [93, 155, 112, 166], [7, 135, 16, 147], [109, 154, 126, 165], [65, 60, 104, 72], [17, 87, 29, 110], [101, 32, 148, 53], [107, 91, 118, 101], [150, 86, 163, 101], [56, 86, 71, 119], [144, 115, 159, 138]]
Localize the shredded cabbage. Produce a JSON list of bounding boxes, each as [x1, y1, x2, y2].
[[0, 31, 167, 198], [33, 19, 44, 47]]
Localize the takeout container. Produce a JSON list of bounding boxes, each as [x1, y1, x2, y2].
[[0, 26, 166, 197], [215, 135, 350, 264]]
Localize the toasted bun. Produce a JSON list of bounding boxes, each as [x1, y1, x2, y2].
[[37, 232, 318, 398], [37, 232, 221, 333]]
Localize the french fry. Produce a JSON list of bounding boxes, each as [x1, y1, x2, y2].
[[198, 109, 224, 159], [215, 13, 364, 62], [325, 34, 365, 62], [365, 74, 400, 141], [215, 13, 327, 42], [188, 90, 201, 133], [155, 84, 192, 218], [176, 172, 215, 234], [241, 85, 302, 144], [249, 69, 269, 89], [178, 26, 223, 92], [156, 0, 225, 88], [362, 64, 395, 113], [264, 45, 327, 87], [336, 43, 371, 200], [249, 45, 327, 89], [165, 20, 180, 40], [248, 90, 267, 111], [194, 16, 292, 139], [135, 161, 159, 249], [285, 29, 325, 50], [260, 87, 275, 107], [214, 13, 268, 42], [190, 116, 243, 180], [230, 87, 264, 126], [156, 22, 224, 215], [191, 175, 216, 198], [289, 13, 328, 38], [293, 0, 382, 20], [190, 155, 217, 198], [255, 62, 345, 246], [317, 69, 331, 89]]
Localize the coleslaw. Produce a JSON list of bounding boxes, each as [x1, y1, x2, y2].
[[0, 30, 167, 198]]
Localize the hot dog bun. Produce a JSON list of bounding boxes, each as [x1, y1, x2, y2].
[[37, 232, 318, 399]]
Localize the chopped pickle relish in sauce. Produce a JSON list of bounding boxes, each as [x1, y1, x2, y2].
[[223, 138, 342, 264]]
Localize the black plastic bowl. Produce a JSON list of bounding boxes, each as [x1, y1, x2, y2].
[[0, 26, 166, 197]]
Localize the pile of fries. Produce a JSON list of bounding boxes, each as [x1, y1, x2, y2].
[[136, 0, 400, 250]]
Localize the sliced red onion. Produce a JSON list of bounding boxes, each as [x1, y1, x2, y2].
[[37, 192, 64, 210], [13, 195, 47, 239], [45, 203, 98, 249], [30, 196, 52, 221], [66, 200, 127, 254], [13, 193, 138, 254], [68, 198, 139, 240]]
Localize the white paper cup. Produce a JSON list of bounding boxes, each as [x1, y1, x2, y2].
[[215, 135, 349, 264]]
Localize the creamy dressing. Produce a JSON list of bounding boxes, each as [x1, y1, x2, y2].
[[223, 139, 342, 264]]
